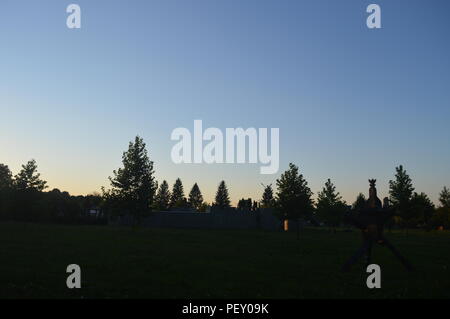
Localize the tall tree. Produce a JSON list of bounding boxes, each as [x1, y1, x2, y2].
[[108, 136, 157, 225], [170, 178, 186, 208], [214, 180, 231, 209], [439, 186, 450, 208], [14, 159, 47, 191], [155, 180, 171, 211], [188, 183, 204, 211], [275, 163, 314, 238], [389, 165, 414, 230], [261, 184, 275, 208], [0, 164, 13, 190], [315, 179, 347, 232]]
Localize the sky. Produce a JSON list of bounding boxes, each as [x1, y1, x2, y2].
[[1, 0, 449, 205]]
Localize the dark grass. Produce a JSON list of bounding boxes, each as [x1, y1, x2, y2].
[[0, 222, 449, 299]]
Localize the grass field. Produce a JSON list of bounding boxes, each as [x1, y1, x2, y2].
[[0, 222, 449, 299]]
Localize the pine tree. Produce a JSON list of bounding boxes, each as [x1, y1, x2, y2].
[[155, 180, 171, 211], [439, 186, 450, 208], [261, 184, 275, 208], [14, 159, 47, 191], [108, 136, 157, 225], [389, 165, 414, 229], [276, 163, 314, 238], [214, 180, 231, 209], [188, 183, 204, 211], [170, 178, 186, 208], [315, 179, 347, 232]]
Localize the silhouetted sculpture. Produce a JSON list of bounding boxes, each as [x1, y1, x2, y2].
[[342, 179, 413, 272]]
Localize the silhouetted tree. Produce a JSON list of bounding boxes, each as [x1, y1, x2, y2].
[[410, 192, 435, 229], [352, 193, 366, 211], [170, 178, 187, 208], [389, 165, 414, 231], [276, 163, 314, 239], [0, 164, 13, 190], [431, 207, 450, 230], [316, 179, 347, 232], [107, 136, 157, 226], [261, 184, 275, 208], [155, 180, 171, 211], [439, 186, 450, 208], [188, 183, 204, 211], [214, 180, 231, 209], [14, 159, 47, 191], [11, 160, 47, 221], [198, 202, 210, 213], [237, 198, 252, 210], [0, 164, 14, 220]]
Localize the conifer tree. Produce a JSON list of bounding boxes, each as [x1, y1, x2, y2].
[[108, 136, 157, 225], [170, 178, 186, 208], [261, 184, 275, 208], [214, 180, 231, 209], [155, 180, 171, 211], [315, 179, 347, 232], [14, 159, 47, 191], [276, 163, 314, 238], [439, 186, 450, 208], [188, 183, 204, 211], [389, 165, 414, 229]]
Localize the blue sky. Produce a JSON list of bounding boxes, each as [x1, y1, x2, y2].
[[1, 0, 449, 205]]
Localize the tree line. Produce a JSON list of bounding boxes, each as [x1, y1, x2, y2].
[[1, 136, 449, 230], [0, 160, 103, 224]]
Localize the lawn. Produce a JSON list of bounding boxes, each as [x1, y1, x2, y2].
[[0, 222, 449, 298]]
